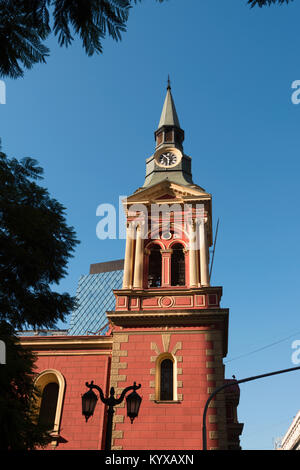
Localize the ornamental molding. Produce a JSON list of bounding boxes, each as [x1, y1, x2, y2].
[[158, 296, 175, 308], [19, 335, 113, 351]]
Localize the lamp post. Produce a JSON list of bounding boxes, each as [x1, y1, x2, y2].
[[202, 365, 300, 451], [82, 381, 142, 450]]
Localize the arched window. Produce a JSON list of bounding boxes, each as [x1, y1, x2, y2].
[[171, 243, 185, 286], [148, 244, 162, 287], [38, 382, 59, 430], [34, 369, 65, 446], [160, 359, 173, 401], [155, 353, 177, 402]]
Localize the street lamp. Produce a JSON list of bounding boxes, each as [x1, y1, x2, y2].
[[126, 388, 143, 424], [82, 380, 142, 450], [82, 388, 98, 422], [202, 365, 300, 451]]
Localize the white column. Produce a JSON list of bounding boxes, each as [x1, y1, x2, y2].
[[161, 249, 172, 287], [188, 221, 198, 287], [199, 219, 210, 287], [122, 222, 135, 289], [133, 224, 144, 289]]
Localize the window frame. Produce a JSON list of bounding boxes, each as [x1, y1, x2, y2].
[[147, 242, 163, 288], [155, 352, 178, 402], [34, 369, 65, 440], [170, 242, 186, 287]]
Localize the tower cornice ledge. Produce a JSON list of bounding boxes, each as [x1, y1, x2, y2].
[[113, 286, 223, 296], [106, 309, 228, 356], [106, 308, 228, 321]]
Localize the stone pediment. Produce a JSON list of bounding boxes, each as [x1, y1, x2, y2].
[[123, 181, 212, 207], [156, 193, 177, 200]]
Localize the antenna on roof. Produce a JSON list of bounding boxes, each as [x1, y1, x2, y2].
[[209, 218, 220, 282]]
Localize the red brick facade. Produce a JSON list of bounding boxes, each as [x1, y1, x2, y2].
[[108, 327, 224, 450], [21, 316, 241, 450]]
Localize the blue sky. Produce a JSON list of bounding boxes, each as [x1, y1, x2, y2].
[[1, 0, 300, 450]]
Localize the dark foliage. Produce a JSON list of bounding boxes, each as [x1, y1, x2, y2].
[[0, 0, 164, 78], [0, 1, 50, 78], [0, 144, 78, 449], [248, 0, 293, 7], [0, 321, 54, 449], [0, 145, 79, 330]]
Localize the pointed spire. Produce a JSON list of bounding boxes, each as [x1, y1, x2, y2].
[[158, 77, 181, 129], [154, 78, 184, 151], [143, 79, 192, 188]]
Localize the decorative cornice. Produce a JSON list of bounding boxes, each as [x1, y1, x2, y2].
[[114, 286, 223, 297], [19, 335, 113, 351], [106, 309, 228, 329]]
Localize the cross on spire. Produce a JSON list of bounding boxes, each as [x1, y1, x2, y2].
[[167, 75, 171, 90]]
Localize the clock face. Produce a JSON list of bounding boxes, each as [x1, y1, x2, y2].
[[158, 152, 177, 166]]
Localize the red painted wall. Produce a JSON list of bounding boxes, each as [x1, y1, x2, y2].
[[34, 350, 110, 450], [111, 327, 219, 450]]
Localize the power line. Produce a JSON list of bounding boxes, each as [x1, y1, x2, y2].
[[224, 330, 300, 364]]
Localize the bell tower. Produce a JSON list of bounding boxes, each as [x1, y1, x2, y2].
[[106, 82, 243, 451]]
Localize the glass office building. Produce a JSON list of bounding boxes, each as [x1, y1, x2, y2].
[[68, 260, 124, 336]]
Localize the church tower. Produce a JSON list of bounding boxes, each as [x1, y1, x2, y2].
[[106, 82, 243, 450], [17, 82, 243, 452]]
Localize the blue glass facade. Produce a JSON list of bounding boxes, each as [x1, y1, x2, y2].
[[68, 266, 123, 336]]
